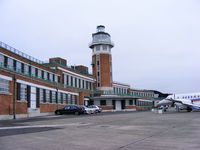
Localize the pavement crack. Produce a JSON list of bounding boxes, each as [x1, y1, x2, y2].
[[114, 126, 174, 150]]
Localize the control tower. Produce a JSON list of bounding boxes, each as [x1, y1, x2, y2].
[[89, 25, 114, 92]]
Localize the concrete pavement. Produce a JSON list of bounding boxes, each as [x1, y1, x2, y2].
[[0, 111, 200, 150]]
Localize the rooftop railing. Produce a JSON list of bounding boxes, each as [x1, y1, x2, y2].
[[89, 41, 114, 47], [0, 41, 45, 64]]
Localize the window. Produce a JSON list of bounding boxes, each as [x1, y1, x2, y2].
[[74, 95, 77, 104], [4, 56, 8, 68], [100, 100, 106, 106], [86, 81, 88, 89], [71, 76, 73, 87], [49, 73, 53, 81], [31, 67, 35, 77], [71, 95, 77, 104], [71, 95, 75, 104], [41, 71, 44, 79], [55, 75, 58, 82], [47, 72, 50, 80], [63, 94, 67, 104], [96, 45, 101, 51], [0, 78, 9, 94], [46, 90, 50, 103], [36, 88, 40, 108], [68, 94, 71, 104], [82, 80, 85, 89], [24, 64, 29, 75], [43, 89, 46, 103], [102, 45, 107, 50], [35, 68, 38, 77], [7, 58, 13, 69], [75, 78, 77, 87], [39, 89, 44, 103], [17, 84, 27, 101], [66, 75, 69, 85], [38, 69, 42, 78], [129, 100, 133, 105], [52, 91, 56, 103], [16, 61, 21, 72], [43, 71, 47, 80], [21, 63, 24, 73], [58, 92, 61, 104], [52, 74, 55, 82], [28, 66, 31, 75], [79, 79, 81, 88], [0, 54, 4, 66]]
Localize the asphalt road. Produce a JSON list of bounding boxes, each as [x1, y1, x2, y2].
[[0, 111, 200, 150]]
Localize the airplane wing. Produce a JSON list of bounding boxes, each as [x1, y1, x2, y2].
[[166, 98, 200, 108]]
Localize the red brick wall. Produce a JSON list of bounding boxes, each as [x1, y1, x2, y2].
[[100, 54, 112, 87], [0, 95, 12, 114], [16, 102, 27, 114], [92, 54, 112, 88], [101, 106, 113, 110], [125, 106, 136, 109], [79, 92, 91, 105]]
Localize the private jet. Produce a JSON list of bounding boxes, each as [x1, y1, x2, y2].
[[156, 97, 200, 112]]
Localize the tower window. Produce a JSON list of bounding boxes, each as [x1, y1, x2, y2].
[[103, 45, 107, 50], [96, 45, 100, 51]]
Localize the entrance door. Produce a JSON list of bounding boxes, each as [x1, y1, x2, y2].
[[30, 87, 36, 109], [112, 100, 116, 109], [121, 100, 125, 109], [84, 98, 89, 106], [115, 100, 122, 110]]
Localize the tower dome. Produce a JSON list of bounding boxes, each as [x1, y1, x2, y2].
[[89, 25, 114, 49]]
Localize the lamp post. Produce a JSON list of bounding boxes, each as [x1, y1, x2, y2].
[[12, 75, 16, 119], [56, 88, 58, 109]]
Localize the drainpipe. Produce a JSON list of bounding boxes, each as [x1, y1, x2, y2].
[[13, 75, 16, 119]]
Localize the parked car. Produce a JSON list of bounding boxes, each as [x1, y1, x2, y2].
[[87, 105, 102, 113], [55, 105, 85, 115], [82, 106, 96, 114]]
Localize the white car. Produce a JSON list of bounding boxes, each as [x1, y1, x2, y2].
[[82, 106, 96, 114], [87, 105, 102, 113]]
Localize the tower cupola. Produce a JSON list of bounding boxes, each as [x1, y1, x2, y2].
[[89, 25, 114, 91], [89, 25, 114, 50]]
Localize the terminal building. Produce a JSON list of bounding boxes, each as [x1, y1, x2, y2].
[[0, 25, 167, 119]]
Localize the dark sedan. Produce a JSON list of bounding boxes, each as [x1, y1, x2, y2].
[[55, 105, 85, 115]]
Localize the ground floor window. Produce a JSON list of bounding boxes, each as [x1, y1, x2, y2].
[[17, 83, 28, 101], [129, 100, 133, 105], [0, 78, 9, 94], [100, 100, 106, 106], [52, 91, 56, 103]]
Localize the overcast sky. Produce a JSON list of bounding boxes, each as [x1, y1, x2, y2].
[[0, 0, 200, 94]]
